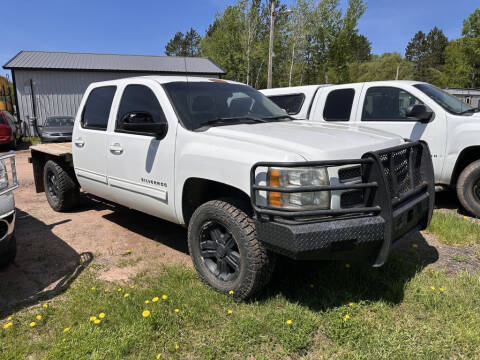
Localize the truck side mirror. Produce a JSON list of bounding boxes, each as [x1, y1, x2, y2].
[[119, 112, 168, 140], [406, 104, 433, 123]]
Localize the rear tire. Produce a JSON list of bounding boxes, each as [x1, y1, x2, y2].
[[43, 160, 80, 212], [456, 160, 480, 217], [188, 199, 275, 299], [0, 235, 16, 269]]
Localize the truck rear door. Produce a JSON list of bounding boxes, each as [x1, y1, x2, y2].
[[72, 85, 116, 200], [105, 80, 177, 223]]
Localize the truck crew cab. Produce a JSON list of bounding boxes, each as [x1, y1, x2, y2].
[[30, 76, 434, 299], [262, 81, 480, 217]]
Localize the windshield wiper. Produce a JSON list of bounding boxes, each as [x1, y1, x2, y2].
[[262, 114, 293, 120], [459, 108, 480, 115], [196, 116, 267, 130]]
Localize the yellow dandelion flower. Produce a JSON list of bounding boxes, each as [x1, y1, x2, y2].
[[156, 354, 162, 359], [152, 297, 159, 302], [3, 322, 12, 329], [228, 290, 234, 295], [286, 319, 293, 325], [142, 310, 151, 318], [62, 338, 66, 342], [227, 309, 233, 315], [99, 313, 105, 319], [104, 289, 109, 293], [36, 315, 42, 321], [42, 303, 48, 309], [125, 249, 131, 254], [343, 314, 350, 322], [430, 286, 435, 290], [63, 327, 70, 333], [94, 319, 101, 325], [161, 294, 168, 300], [29, 322, 36, 327], [439, 287, 445, 292], [463, 216, 468, 220], [174, 308, 179, 313], [175, 344, 179, 350], [124, 293, 130, 298], [91, 287, 96, 291], [412, 244, 418, 248], [348, 302, 354, 307], [117, 288, 122, 292], [7, 316, 12, 321], [345, 263, 351, 268], [130, 285, 135, 289], [89, 316, 97, 322], [145, 300, 150, 304]]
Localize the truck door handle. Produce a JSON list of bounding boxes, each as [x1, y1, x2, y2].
[[109, 143, 123, 154], [73, 138, 85, 147]]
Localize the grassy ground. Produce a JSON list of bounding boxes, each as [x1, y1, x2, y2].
[[427, 211, 480, 246], [1, 255, 479, 359]]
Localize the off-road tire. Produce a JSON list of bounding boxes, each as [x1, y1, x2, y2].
[[188, 199, 275, 299], [0, 235, 16, 269], [457, 159, 480, 218], [44, 160, 80, 212]]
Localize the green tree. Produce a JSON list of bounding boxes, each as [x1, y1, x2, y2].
[[461, 8, 480, 87], [165, 28, 201, 57], [348, 52, 415, 82]]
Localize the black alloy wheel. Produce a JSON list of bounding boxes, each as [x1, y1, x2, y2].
[[199, 220, 240, 282]]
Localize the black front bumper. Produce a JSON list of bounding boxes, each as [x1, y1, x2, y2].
[[251, 141, 434, 266]]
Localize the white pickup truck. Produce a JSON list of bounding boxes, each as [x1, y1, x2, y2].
[[29, 76, 434, 298], [262, 81, 480, 217]]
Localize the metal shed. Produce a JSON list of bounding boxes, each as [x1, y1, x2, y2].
[[3, 50, 226, 135]]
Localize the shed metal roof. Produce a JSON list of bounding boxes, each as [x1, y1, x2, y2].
[[3, 50, 226, 75]]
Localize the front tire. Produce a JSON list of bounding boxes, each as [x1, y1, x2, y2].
[[188, 199, 275, 299], [43, 160, 80, 212], [457, 160, 480, 217]]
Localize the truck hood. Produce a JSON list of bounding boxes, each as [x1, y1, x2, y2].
[[206, 120, 404, 161]]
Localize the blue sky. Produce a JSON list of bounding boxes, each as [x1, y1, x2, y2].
[[1, 0, 478, 77]]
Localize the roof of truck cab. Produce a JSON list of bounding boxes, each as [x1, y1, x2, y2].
[[88, 76, 242, 87]]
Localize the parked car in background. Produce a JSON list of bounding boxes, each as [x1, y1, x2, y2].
[[0, 152, 18, 268], [0, 110, 23, 149], [39, 116, 74, 143], [261, 81, 480, 217], [29, 76, 434, 299]]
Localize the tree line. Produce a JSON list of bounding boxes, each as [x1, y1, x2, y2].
[[165, 2, 480, 89]]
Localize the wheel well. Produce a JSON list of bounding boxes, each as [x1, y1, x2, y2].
[[451, 146, 480, 186], [182, 178, 251, 225]]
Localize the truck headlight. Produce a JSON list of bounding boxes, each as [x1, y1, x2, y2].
[[0, 161, 8, 191], [267, 167, 330, 210]]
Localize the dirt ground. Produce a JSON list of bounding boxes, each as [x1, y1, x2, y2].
[[0, 148, 478, 314]]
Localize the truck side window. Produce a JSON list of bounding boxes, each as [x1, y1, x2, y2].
[[268, 94, 305, 115], [362, 87, 423, 121], [116, 85, 167, 131], [323, 89, 355, 121], [81, 86, 116, 130]]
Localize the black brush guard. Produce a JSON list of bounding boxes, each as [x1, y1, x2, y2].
[[250, 141, 435, 266]]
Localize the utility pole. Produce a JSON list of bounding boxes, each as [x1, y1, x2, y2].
[[267, 3, 293, 89], [267, 1, 275, 89]]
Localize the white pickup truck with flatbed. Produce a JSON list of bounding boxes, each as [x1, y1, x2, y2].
[[262, 81, 480, 217], [29, 76, 434, 298]]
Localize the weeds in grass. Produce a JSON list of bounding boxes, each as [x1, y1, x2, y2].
[[427, 212, 480, 246]]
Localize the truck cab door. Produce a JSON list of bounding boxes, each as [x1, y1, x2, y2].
[[356, 85, 446, 182], [106, 81, 177, 223], [72, 85, 117, 200]]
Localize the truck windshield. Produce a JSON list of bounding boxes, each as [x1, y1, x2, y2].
[[163, 81, 290, 130], [414, 83, 475, 115]]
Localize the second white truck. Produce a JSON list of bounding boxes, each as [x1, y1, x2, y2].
[[29, 76, 434, 298], [262, 81, 480, 217]]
